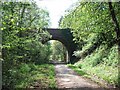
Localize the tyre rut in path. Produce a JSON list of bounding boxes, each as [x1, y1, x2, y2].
[[55, 64, 103, 90]]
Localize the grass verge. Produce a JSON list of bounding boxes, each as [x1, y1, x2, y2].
[[10, 63, 57, 89], [68, 64, 118, 87]]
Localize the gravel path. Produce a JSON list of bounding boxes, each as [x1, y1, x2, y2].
[[55, 64, 106, 90]]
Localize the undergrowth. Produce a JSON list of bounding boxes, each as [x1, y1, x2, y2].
[[4, 63, 57, 89], [69, 45, 119, 87]]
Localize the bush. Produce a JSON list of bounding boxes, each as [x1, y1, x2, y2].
[[73, 45, 118, 86]]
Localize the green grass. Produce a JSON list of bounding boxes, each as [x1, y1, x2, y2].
[[69, 45, 119, 87], [68, 64, 89, 77], [12, 63, 57, 89]]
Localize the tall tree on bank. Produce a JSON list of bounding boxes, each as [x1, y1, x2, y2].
[[59, 2, 120, 86], [108, 2, 120, 56], [1, 1, 51, 88], [59, 2, 120, 54], [108, 2, 120, 86]]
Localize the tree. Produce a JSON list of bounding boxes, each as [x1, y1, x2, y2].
[[59, 2, 120, 50], [108, 2, 120, 86], [1, 1, 51, 88], [59, 1, 120, 86], [50, 41, 67, 62]]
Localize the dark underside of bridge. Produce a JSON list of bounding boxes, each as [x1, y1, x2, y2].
[[42, 28, 77, 64]]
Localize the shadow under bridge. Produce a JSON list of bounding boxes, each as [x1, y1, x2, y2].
[[42, 28, 77, 64]]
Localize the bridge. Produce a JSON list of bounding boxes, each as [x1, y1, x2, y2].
[[42, 28, 77, 63]]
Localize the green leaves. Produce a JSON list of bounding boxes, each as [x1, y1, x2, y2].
[[50, 41, 67, 61], [59, 2, 119, 47], [2, 1, 52, 88], [60, 2, 119, 87]]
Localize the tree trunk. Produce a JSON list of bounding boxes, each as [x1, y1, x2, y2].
[[108, 2, 120, 87]]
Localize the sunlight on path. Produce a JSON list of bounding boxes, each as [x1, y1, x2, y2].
[[55, 64, 101, 89]]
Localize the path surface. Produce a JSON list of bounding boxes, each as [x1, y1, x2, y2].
[[55, 64, 104, 90]]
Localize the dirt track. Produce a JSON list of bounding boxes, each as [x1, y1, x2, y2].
[[55, 64, 108, 90]]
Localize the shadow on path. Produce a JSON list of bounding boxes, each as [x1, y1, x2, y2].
[[55, 64, 118, 90]]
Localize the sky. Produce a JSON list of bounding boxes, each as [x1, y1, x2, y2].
[[34, 0, 78, 28]]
